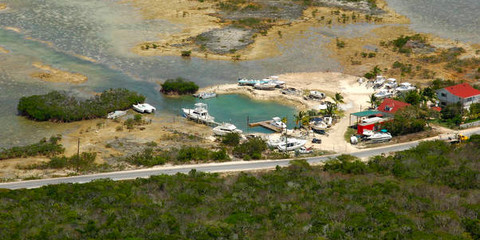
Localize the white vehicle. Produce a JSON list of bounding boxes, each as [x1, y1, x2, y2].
[[277, 138, 307, 151], [374, 75, 386, 86], [384, 78, 397, 89], [182, 103, 215, 123], [396, 82, 416, 92], [107, 110, 127, 119], [309, 90, 326, 99], [133, 103, 156, 113], [368, 132, 392, 142], [213, 123, 243, 136], [374, 90, 393, 98], [324, 116, 333, 126], [298, 146, 313, 154], [271, 117, 287, 129]]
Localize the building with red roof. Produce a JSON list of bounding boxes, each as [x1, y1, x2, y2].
[[436, 83, 480, 109], [377, 98, 411, 116]]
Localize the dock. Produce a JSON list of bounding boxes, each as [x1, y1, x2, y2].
[[248, 120, 283, 132]]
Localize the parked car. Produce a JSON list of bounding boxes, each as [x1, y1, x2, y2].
[[311, 138, 322, 144], [298, 147, 313, 154], [312, 129, 326, 135]]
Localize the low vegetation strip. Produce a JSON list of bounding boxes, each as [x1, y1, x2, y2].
[[17, 88, 145, 122], [0, 136, 64, 160], [1, 138, 479, 239]]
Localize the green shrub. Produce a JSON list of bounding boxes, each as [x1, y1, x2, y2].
[[160, 78, 199, 95], [17, 89, 145, 122], [221, 132, 241, 146], [233, 137, 267, 160], [47, 152, 97, 171], [323, 154, 367, 174], [0, 136, 64, 160]]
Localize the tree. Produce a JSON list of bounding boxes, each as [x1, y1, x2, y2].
[[383, 106, 428, 136], [325, 103, 337, 117], [368, 93, 379, 109], [294, 111, 305, 128], [334, 92, 344, 104]]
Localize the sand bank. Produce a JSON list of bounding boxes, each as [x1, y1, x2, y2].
[[0, 46, 9, 53], [31, 62, 88, 84], [124, 0, 410, 60]]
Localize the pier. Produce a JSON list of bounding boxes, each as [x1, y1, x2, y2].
[[248, 120, 283, 132]]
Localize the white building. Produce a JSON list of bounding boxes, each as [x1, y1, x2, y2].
[[436, 83, 480, 109]]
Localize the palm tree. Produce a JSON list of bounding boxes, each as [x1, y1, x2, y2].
[[294, 111, 305, 128], [368, 93, 378, 109], [325, 103, 337, 117], [334, 92, 344, 104]]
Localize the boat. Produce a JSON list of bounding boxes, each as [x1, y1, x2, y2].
[[196, 92, 217, 99], [384, 78, 397, 88], [368, 132, 392, 142], [374, 75, 386, 86], [395, 82, 416, 92], [311, 121, 328, 130], [277, 138, 307, 151], [213, 123, 243, 136], [254, 82, 277, 90], [271, 117, 287, 129], [107, 110, 127, 119], [238, 78, 270, 86], [133, 103, 156, 113], [182, 103, 215, 123], [324, 116, 333, 126], [374, 90, 393, 98]]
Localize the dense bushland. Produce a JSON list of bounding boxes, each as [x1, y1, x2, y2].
[[0, 136, 64, 160], [124, 146, 230, 167], [1, 139, 480, 239], [160, 77, 199, 95], [17, 88, 145, 122]]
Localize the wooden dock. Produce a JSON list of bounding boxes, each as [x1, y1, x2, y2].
[[248, 120, 283, 132]]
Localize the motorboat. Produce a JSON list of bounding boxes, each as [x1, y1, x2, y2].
[[374, 75, 386, 86], [182, 103, 215, 123], [384, 78, 397, 89], [395, 82, 416, 92], [298, 146, 313, 154], [311, 121, 328, 130], [271, 117, 287, 129], [368, 132, 392, 142], [238, 78, 270, 86], [107, 110, 127, 119], [277, 138, 307, 151], [309, 90, 326, 99], [254, 82, 277, 90], [213, 123, 243, 136], [374, 90, 393, 98], [316, 102, 328, 111], [267, 76, 285, 88], [133, 103, 156, 113], [195, 92, 217, 99]]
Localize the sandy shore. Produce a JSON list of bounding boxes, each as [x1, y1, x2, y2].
[[0, 46, 8, 53], [0, 3, 6, 10], [30, 62, 88, 84]]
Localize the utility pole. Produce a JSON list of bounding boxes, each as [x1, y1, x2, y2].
[[77, 138, 80, 173]]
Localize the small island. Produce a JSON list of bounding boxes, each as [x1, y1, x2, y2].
[[160, 77, 199, 95]]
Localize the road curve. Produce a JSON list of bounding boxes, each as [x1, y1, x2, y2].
[[1, 128, 479, 190]]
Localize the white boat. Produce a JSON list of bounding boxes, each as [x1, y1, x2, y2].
[[271, 117, 287, 129], [311, 121, 328, 130], [374, 90, 393, 98], [395, 82, 416, 92], [107, 110, 127, 119], [254, 82, 277, 90], [309, 91, 326, 99], [182, 103, 215, 123], [277, 138, 307, 151], [374, 75, 386, 86], [213, 123, 243, 136], [298, 146, 313, 154], [133, 103, 156, 113], [324, 116, 333, 126], [238, 78, 270, 86], [368, 132, 392, 142], [196, 92, 217, 99], [384, 78, 397, 89]]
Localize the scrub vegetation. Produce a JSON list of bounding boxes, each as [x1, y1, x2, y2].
[[0, 136, 64, 160], [1, 138, 480, 239], [17, 89, 145, 122], [160, 77, 199, 95]]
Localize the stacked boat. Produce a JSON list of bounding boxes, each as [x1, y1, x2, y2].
[[238, 76, 285, 88], [213, 123, 243, 136], [396, 82, 416, 92]]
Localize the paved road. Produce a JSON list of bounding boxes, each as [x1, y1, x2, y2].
[[1, 128, 479, 190]]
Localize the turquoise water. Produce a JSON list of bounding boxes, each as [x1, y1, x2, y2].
[[182, 94, 297, 133]]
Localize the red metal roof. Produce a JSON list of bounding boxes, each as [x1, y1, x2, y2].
[[377, 98, 410, 114], [444, 83, 480, 98]]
